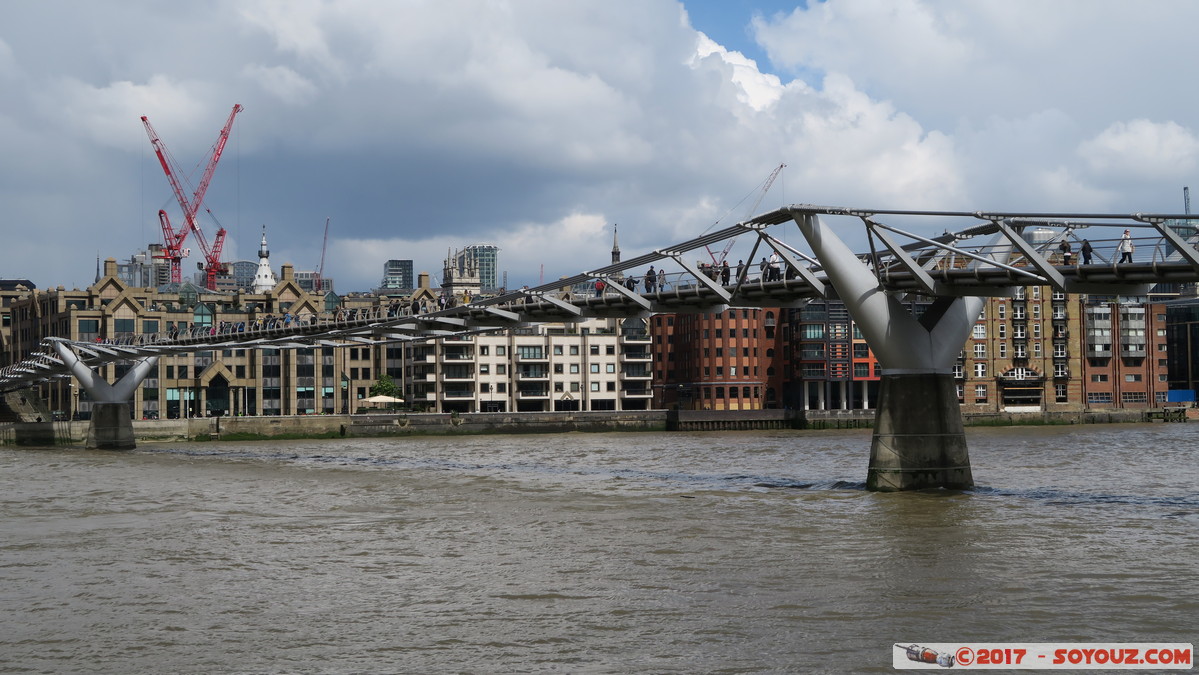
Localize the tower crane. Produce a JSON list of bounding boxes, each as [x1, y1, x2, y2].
[[141, 103, 242, 288], [315, 217, 330, 293], [707, 163, 786, 265]]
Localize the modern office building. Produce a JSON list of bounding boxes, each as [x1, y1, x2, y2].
[[454, 244, 500, 292], [1164, 295, 1199, 397], [380, 259, 414, 293]]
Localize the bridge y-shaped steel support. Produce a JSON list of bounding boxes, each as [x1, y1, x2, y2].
[[792, 211, 983, 490], [54, 342, 158, 450]]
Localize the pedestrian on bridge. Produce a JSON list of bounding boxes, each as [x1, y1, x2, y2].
[[1118, 229, 1135, 264], [721, 260, 730, 285], [1058, 240, 1073, 265], [1081, 239, 1093, 264], [657, 267, 666, 290], [645, 266, 656, 292]]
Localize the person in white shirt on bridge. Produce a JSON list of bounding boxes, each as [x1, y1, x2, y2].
[[1117, 229, 1135, 264]]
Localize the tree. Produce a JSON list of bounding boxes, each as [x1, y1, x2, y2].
[[370, 374, 402, 399]]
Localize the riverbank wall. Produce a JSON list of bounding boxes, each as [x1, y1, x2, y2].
[[0, 406, 1192, 446]]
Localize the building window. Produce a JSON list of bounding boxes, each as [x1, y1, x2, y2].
[[953, 364, 963, 379], [590, 345, 600, 355], [972, 324, 986, 339], [1091, 374, 1108, 382], [553, 345, 563, 355], [974, 362, 986, 378], [606, 364, 616, 373], [1124, 374, 1142, 383], [974, 343, 986, 358], [516, 346, 543, 359], [590, 382, 600, 392], [570, 364, 580, 374], [974, 384, 987, 402], [1054, 343, 1067, 358], [1087, 392, 1113, 404], [1055, 384, 1068, 402], [1054, 363, 1068, 378], [480, 346, 489, 356], [998, 304, 1006, 319], [801, 324, 825, 339], [590, 364, 600, 373], [497, 364, 507, 375], [1122, 391, 1148, 404]]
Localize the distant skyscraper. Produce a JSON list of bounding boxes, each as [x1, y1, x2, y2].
[[455, 244, 499, 291], [380, 259, 414, 292]]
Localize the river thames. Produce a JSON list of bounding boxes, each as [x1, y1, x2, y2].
[[2, 423, 1196, 673]]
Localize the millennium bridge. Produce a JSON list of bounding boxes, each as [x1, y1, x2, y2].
[[5, 204, 1198, 490]]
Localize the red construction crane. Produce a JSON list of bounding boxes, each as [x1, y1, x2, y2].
[[141, 104, 242, 288], [315, 217, 330, 293]]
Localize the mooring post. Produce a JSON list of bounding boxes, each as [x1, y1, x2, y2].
[[791, 211, 982, 490]]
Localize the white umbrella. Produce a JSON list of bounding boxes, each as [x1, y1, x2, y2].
[[362, 395, 404, 404]]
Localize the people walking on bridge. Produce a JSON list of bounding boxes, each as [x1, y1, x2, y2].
[[720, 260, 730, 285], [656, 267, 666, 290], [1118, 229, 1135, 263], [1058, 240, 1073, 265], [768, 252, 782, 281], [1080, 239, 1093, 264], [736, 259, 745, 283], [594, 279, 606, 297], [645, 266, 656, 292]]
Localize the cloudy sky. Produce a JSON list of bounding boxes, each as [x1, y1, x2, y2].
[[2, 0, 1196, 292]]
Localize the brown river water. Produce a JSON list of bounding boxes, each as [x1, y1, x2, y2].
[[2, 424, 1196, 673]]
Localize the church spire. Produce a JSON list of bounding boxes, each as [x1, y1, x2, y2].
[[611, 223, 620, 265]]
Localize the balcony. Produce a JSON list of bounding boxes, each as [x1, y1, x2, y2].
[[621, 366, 652, 380], [621, 386, 652, 397], [442, 387, 475, 399], [517, 387, 549, 399], [622, 348, 651, 361], [517, 368, 550, 380], [443, 350, 473, 361], [441, 370, 475, 382]]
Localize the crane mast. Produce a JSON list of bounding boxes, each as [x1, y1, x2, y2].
[[141, 104, 242, 288], [315, 217, 330, 293], [708, 163, 786, 265]]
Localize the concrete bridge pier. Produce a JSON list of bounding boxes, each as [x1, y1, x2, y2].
[[53, 342, 158, 450], [792, 211, 983, 490]]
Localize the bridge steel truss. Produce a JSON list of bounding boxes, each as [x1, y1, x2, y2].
[[4, 205, 1199, 487]]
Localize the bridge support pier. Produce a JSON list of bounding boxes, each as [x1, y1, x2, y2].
[[792, 211, 982, 491], [52, 342, 157, 450], [87, 402, 136, 450], [870, 372, 972, 491]]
